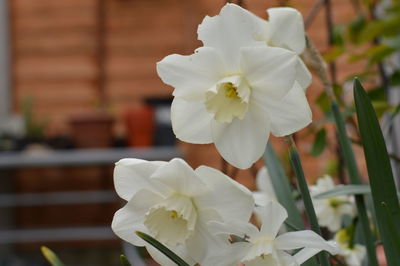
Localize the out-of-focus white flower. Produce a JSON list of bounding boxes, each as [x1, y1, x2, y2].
[[111, 158, 254, 265], [157, 4, 312, 169], [334, 229, 366, 266], [208, 201, 339, 266], [198, 4, 312, 91], [253, 166, 277, 206], [310, 175, 355, 232]]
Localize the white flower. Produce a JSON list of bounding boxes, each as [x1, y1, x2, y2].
[[111, 158, 254, 265], [334, 229, 366, 266], [310, 175, 355, 232], [208, 201, 339, 266], [198, 4, 312, 91], [157, 5, 312, 169], [253, 166, 277, 206]]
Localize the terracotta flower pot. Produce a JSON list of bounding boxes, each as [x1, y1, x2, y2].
[[69, 111, 114, 148], [124, 105, 155, 147]]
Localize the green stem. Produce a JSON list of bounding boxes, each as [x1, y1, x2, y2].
[[306, 37, 379, 266], [285, 136, 331, 266]]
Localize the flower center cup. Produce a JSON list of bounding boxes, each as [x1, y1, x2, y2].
[[328, 198, 348, 209], [144, 195, 197, 246], [205, 75, 250, 123], [242, 237, 276, 265]]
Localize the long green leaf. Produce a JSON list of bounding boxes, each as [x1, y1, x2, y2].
[[263, 143, 305, 230], [41, 246, 65, 266], [135, 231, 190, 266], [286, 136, 330, 266], [314, 184, 370, 199], [354, 79, 400, 266], [330, 100, 378, 266]]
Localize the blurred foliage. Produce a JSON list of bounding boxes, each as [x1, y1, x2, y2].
[[310, 0, 400, 159], [22, 97, 48, 140]]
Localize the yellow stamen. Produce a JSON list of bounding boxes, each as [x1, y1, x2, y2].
[[170, 210, 178, 219], [328, 198, 347, 209], [224, 83, 239, 99]]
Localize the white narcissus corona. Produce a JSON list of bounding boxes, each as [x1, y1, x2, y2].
[[111, 158, 254, 265], [310, 175, 355, 232], [157, 4, 312, 169], [208, 201, 339, 266], [334, 229, 366, 266]]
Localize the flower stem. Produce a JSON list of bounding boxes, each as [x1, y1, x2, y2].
[[285, 135, 330, 266], [306, 37, 379, 266]]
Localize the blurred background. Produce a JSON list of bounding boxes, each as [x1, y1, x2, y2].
[[0, 0, 399, 265]]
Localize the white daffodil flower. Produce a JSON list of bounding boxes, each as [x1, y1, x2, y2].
[[198, 4, 312, 91], [253, 166, 277, 206], [310, 175, 355, 232], [334, 229, 366, 266], [111, 158, 254, 265], [208, 201, 339, 266], [157, 9, 311, 169]]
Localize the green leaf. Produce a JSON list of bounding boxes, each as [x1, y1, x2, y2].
[[311, 128, 327, 156], [263, 143, 305, 230], [286, 137, 330, 266], [330, 100, 379, 266], [314, 184, 370, 199], [41, 246, 65, 266], [120, 255, 131, 266], [354, 79, 400, 266], [135, 231, 190, 266]]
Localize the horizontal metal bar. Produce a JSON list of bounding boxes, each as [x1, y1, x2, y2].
[[0, 226, 117, 244], [0, 146, 181, 169], [0, 190, 117, 207]]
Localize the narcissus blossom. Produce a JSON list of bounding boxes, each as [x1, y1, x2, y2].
[[157, 4, 312, 169], [111, 158, 254, 265], [209, 201, 339, 266], [310, 175, 355, 232], [334, 229, 366, 266]]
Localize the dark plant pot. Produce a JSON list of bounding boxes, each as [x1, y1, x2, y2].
[[146, 97, 176, 146], [69, 111, 114, 148]]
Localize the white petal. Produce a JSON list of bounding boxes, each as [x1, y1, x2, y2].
[[256, 166, 277, 201], [275, 230, 339, 255], [197, 3, 264, 73], [253, 191, 270, 207], [185, 219, 222, 263], [208, 220, 260, 240], [296, 57, 312, 90], [240, 46, 297, 99], [266, 7, 306, 54], [156, 47, 226, 101], [293, 247, 321, 265], [171, 97, 213, 144], [194, 165, 255, 221], [151, 158, 209, 196], [211, 103, 271, 169], [256, 201, 288, 238], [111, 189, 164, 246], [114, 159, 167, 201], [203, 241, 251, 266], [146, 244, 196, 266], [262, 82, 312, 137]]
